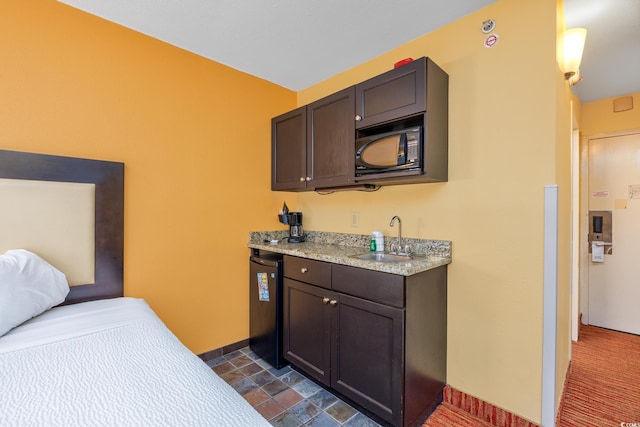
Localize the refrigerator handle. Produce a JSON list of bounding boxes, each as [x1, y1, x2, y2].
[[250, 257, 278, 267]]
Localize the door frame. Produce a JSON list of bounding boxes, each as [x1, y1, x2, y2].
[[571, 128, 580, 342], [578, 128, 640, 330]]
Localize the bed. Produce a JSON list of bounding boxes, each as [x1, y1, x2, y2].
[[0, 150, 270, 427]]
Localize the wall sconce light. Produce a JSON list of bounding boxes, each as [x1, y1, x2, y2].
[[564, 28, 587, 85]]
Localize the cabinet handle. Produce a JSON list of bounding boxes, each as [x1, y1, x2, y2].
[[322, 297, 330, 305], [306, 176, 311, 182], [329, 299, 338, 307], [299, 177, 305, 182], [301, 267, 308, 273], [355, 114, 362, 121]]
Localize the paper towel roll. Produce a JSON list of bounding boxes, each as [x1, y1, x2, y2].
[[592, 242, 605, 262]]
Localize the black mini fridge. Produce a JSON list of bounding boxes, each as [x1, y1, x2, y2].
[[249, 252, 286, 368]]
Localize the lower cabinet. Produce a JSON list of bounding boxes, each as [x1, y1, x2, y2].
[[331, 290, 404, 423], [283, 278, 332, 384], [283, 256, 447, 427]]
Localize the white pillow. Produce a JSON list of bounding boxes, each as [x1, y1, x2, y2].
[[0, 249, 69, 337]]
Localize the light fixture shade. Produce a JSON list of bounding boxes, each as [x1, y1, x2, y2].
[[564, 28, 587, 79]]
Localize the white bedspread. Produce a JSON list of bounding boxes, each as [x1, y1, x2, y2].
[[0, 297, 270, 427]]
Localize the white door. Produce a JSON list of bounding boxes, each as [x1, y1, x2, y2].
[[587, 131, 640, 335]]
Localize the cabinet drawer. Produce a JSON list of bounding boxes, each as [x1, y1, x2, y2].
[[332, 264, 405, 308], [284, 256, 331, 289]]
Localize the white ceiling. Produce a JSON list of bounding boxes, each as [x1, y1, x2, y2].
[[55, 0, 496, 91], [58, 0, 639, 103], [564, 0, 640, 103]]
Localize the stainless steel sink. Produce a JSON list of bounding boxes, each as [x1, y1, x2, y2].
[[351, 252, 421, 263]]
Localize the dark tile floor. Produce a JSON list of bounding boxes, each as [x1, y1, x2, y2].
[[207, 347, 383, 427]]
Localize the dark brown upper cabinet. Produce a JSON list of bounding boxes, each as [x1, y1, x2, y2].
[[354, 58, 449, 185], [354, 58, 426, 129], [307, 87, 355, 189], [271, 87, 355, 191], [272, 106, 307, 191], [271, 57, 448, 191]]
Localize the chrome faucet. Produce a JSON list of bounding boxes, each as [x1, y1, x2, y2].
[[389, 216, 402, 254]]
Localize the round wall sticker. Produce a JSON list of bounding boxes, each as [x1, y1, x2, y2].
[[484, 34, 499, 48]]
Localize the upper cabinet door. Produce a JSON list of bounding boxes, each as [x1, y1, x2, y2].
[[307, 87, 356, 189], [355, 58, 426, 129], [272, 106, 307, 191]]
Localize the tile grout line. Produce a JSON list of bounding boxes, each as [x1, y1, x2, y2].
[[208, 346, 383, 427]]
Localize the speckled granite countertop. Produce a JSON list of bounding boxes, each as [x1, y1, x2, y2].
[[248, 231, 451, 276]]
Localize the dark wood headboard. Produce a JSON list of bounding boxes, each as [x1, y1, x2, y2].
[[0, 150, 124, 304]]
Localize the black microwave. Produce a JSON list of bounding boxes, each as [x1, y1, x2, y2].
[[355, 127, 422, 176]]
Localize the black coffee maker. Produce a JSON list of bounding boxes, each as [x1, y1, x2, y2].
[[278, 212, 305, 243]]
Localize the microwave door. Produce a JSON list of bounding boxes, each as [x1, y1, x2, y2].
[[359, 135, 402, 168]]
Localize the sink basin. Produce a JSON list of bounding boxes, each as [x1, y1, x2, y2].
[[351, 252, 420, 263]]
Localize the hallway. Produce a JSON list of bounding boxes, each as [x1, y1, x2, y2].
[[557, 323, 640, 426], [424, 323, 640, 426]]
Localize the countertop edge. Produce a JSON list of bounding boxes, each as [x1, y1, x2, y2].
[[248, 241, 451, 276]]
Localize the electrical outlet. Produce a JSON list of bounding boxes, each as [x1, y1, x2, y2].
[[350, 212, 359, 227]]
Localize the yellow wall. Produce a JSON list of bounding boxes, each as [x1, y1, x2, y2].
[[554, 0, 573, 415], [581, 92, 640, 136], [0, 0, 295, 353], [297, 0, 570, 423]]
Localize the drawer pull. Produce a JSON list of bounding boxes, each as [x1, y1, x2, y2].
[[322, 297, 330, 305], [301, 267, 308, 273], [329, 299, 338, 307]]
